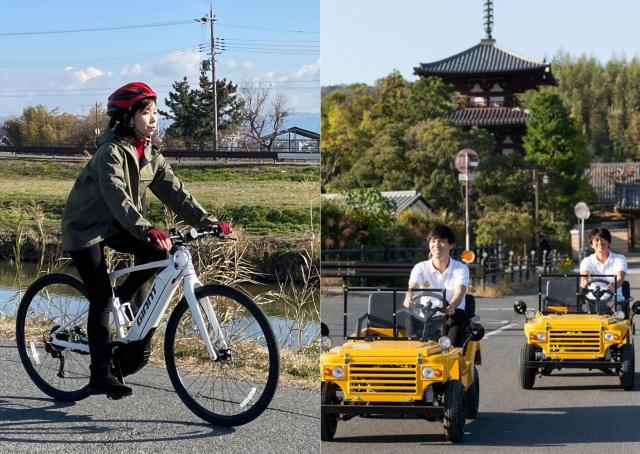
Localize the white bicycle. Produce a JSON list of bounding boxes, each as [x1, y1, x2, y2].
[[15, 226, 279, 426]]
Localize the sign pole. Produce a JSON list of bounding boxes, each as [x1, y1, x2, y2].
[[465, 152, 470, 250]]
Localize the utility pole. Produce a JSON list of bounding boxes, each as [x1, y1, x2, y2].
[[533, 168, 539, 256], [197, 5, 218, 151], [94, 102, 100, 140]]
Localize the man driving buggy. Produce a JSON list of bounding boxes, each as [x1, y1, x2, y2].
[[579, 227, 628, 313], [403, 224, 470, 347]]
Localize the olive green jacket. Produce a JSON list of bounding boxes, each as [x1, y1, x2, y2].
[[62, 130, 210, 251]]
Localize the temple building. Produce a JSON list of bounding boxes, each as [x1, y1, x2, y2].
[[414, 0, 556, 155]]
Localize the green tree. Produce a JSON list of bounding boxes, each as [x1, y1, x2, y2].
[[2, 105, 79, 146], [161, 73, 244, 149], [522, 87, 591, 222]]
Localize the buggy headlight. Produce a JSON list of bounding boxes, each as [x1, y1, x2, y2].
[[332, 366, 344, 379], [422, 367, 434, 379], [615, 310, 626, 321], [604, 332, 621, 342], [320, 336, 332, 352], [438, 336, 452, 351], [525, 309, 536, 321], [530, 332, 546, 342]]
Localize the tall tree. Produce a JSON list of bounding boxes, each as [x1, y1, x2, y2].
[[239, 84, 289, 150], [523, 87, 591, 221], [161, 73, 244, 149], [2, 105, 79, 146]]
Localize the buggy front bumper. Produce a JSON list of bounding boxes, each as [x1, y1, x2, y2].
[[526, 360, 622, 369], [322, 404, 445, 418]]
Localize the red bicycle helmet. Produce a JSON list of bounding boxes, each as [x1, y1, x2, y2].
[[107, 82, 157, 116]]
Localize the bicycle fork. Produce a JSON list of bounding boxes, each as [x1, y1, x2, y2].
[[183, 273, 228, 362]]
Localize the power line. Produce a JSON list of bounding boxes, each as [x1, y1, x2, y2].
[[0, 20, 195, 36], [217, 22, 319, 34]]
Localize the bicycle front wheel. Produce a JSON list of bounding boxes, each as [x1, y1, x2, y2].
[[15, 273, 92, 401], [164, 285, 279, 426]]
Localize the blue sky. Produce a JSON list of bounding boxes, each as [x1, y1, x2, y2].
[[321, 0, 640, 86], [0, 0, 319, 123]]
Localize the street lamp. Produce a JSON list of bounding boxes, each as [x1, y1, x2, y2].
[[575, 201, 590, 262]]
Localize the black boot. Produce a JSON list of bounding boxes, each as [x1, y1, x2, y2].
[[89, 364, 132, 398]]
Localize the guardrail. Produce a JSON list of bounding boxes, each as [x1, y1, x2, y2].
[[321, 244, 563, 288], [0, 145, 319, 163]]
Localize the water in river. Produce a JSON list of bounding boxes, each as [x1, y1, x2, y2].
[[0, 261, 319, 349]]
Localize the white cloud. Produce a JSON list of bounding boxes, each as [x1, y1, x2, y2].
[[65, 66, 108, 85], [291, 58, 320, 80], [241, 61, 255, 70], [119, 64, 143, 77], [151, 51, 201, 78]]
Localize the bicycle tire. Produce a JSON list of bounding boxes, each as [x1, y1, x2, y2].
[[164, 284, 280, 426], [15, 273, 92, 401]]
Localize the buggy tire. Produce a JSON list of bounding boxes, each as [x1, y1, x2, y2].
[[519, 344, 537, 389], [464, 366, 480, 419], [620, 343, 635, 391], [443, 380, 465, 443], [321, 382, 339, 441]]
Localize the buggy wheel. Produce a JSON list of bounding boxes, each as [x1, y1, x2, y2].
[[15, 273, 92, 401], [519, 344, 537, 389], [620, 343, 635, 391], [464, 366, 480, 419], [321, 382, 339, 441], [443, 380, 465, 443]]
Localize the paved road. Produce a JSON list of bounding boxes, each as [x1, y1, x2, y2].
[[320, 265, 640, 453], [0, 341, 318, 454]]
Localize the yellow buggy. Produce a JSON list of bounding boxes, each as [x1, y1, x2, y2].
[[514, 274, 639, 390], [320, 287, 484, 443]]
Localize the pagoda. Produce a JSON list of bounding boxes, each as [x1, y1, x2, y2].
[[414, 0, 556, 155]]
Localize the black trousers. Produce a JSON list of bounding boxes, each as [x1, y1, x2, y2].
[[446, 309, 468, 348], [69, 230, 167, 366]]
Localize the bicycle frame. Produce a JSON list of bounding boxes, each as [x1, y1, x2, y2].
[[49, 245, 226, 361]]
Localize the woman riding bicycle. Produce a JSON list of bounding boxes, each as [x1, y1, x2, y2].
[[61, 82, 230, 398]]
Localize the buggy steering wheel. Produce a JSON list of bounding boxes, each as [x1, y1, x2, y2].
[[584, 278, 614, 304], [410, 291, 448, 320]]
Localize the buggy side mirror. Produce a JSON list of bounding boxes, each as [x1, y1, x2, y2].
[[514, 300, 527, 314], [468, 323, 485, 341], [622, 281, 631, 300], [632, 301, 640, 315], [321, 322, 330, 336]]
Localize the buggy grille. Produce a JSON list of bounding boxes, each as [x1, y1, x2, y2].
[[348, 363, 418, 394], [548, 330, 601, 353]]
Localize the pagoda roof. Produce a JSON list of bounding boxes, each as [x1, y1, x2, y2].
[[415, 39, 550, 75], [450, 107, 528, 127]]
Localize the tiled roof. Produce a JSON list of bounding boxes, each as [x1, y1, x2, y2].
[[415, 39, 549, 75], [322, 190, 431, 213], [450, 107, 528, 126]]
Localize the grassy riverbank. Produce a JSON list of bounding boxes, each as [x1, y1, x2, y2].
[[0, 160, 320, 236]]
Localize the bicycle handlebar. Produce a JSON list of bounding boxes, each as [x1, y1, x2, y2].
[[169, 226, 235, 245]]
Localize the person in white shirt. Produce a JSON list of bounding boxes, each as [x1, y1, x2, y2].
[[579, 227, 628, 311], [404, 224, 470, 346]]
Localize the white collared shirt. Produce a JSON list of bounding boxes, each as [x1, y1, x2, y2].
[[579, 251, 627, 300], [409, 257, 470, 309]]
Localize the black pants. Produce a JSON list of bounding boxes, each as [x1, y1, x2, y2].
[[69, 230, 167, 366], [446, 309, 468, 348]]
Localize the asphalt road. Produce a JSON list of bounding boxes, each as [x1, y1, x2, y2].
[[0, 341, 318, 454], [320, 266, 640, 453]]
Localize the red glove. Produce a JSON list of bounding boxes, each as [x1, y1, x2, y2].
[[217, 222, 232, 235], [146, 227, 170, 242]]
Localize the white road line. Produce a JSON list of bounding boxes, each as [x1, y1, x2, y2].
[[485, 323, 519, 338]]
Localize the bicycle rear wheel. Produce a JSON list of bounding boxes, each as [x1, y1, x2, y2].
[[15, 273, 92, 401], [164, 285, 279, 426]]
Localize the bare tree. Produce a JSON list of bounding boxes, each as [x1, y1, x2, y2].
[[240, 84, 289, 150]]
